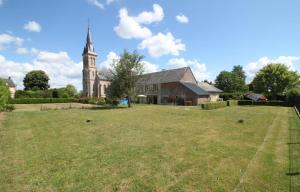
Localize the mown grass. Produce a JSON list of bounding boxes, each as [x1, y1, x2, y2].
[[0, 105, 296, 191]]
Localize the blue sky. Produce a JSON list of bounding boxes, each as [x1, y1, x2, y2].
[[0, 0, 299, 89]]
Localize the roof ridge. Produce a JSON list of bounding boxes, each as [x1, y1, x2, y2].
[[141, 67, 189, 76]]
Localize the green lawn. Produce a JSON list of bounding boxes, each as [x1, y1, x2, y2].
[[0, 105, 298, 191]]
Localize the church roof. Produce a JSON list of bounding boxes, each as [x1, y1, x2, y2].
[[82, 27, 97, 55], [136, 67, 190, 85]]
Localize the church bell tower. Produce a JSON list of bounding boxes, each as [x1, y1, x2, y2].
[[82, 26, 97, 98]]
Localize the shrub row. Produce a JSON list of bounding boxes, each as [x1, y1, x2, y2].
[[9, 98, 75, 104], [201, 101, 227, 110], [227, 100, 238, 106], [77, 97, 106, 105], [237, 100, 291, 107]]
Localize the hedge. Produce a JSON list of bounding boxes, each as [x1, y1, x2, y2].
[[227, 100, 238, 106], [201, 101, 227, 110], [237, 100, 291, 107], [9, 98, 76, 104]]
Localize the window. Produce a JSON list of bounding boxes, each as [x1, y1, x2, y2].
[[153, 84, 158, 91], [104, 85, 107, 94]]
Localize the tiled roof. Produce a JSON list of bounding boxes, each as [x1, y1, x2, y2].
[[137, 67, 189, 84], [180, 81, 209, 96], [197, 82, 223, 93]]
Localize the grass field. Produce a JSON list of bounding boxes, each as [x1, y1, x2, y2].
[[0, 105, 299, 191]]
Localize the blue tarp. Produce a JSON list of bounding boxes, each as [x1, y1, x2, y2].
[[119, 98, 128, 105]]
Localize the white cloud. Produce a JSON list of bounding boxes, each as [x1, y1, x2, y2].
[[176, 14, 189, 23], [169, 58, 210, 81], [134, 4, 164, 24], [114, 8, 152, 39], [244, 56, 299, 81], [99, 51, 120, 69], [139, 32, 186, 57], [0, 0, 3, 6], [30, 48, 39, 55], [16, 47, 29, 55], [24, 21, 42, 32], [114, 4, 164, 40], [142, 61, 159, 73], [0, 51, 82, 89], [87, 0, 104, 9], [0, 33, 24, 50]]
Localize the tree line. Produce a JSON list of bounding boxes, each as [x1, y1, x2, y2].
[[214, 64, 300, 100]]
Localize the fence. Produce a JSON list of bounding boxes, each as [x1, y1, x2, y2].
[[295, 96, 300, 113], [288, 100, 300, 192]]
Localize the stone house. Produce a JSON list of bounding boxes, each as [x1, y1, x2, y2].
[[0, 77, 16, 98], [136, 67, 223, 105]]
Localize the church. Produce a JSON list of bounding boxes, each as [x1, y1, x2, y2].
[[82, 28, 223, 105], [82, 27, 110, 98]]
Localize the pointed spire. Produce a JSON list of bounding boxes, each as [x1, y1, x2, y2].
[[83, 22, 97, 56]]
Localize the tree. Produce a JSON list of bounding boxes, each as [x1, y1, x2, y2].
[[107, 50, 144, 108], [64, 84, 77, 98], [23, 70, 50, 90], [232, 65, 246, 81], [251, 63, 300, 99], [0, 80, 10, 111], [215, 71, 247, 93]]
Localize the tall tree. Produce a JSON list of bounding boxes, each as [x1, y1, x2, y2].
[[107, 50, 144, 107], [23, 70, 50, 90], [232, 65, 246, 81], [251, 63, 300, 99], [215, 71, 247, 93]]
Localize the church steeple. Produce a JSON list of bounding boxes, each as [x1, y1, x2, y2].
[[83, 26, 97, 55]]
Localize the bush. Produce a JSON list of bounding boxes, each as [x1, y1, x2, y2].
[[77, 97, 106, 105], [106, 98, 119, 106], [287, 88, 300, 104], [201, 101, 227, 110], [0, 80, 11, 111], [16, 90, 53, 98], [219, 93, 244, 101], [238, 100, 291, 106], [9, 98, 75, 104], [4, 104, 15, 111], [227, 100, 238, 106], [238, 100, 253, 105]]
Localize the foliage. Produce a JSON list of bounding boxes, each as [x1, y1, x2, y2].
[[16, 89, 53, 98], [0, 80, 12, 111], [219, 92, 244, 101], [78, 97, 106, 105], [237, 100, 290, 106], [23, 70, 50, 90], [286, 88, 300, 104], [238, 100, 254, 105], [215, 66, 248, 93], [201, 101, 227, 110], [107, 50, 144, 107], [105, 97, 119, 106], [232, 65, 246, 80], [227, 100, 238, 106], [15, 85, 78, 99], [9, 98, 75, 104], [251, 63, 300, 100]]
